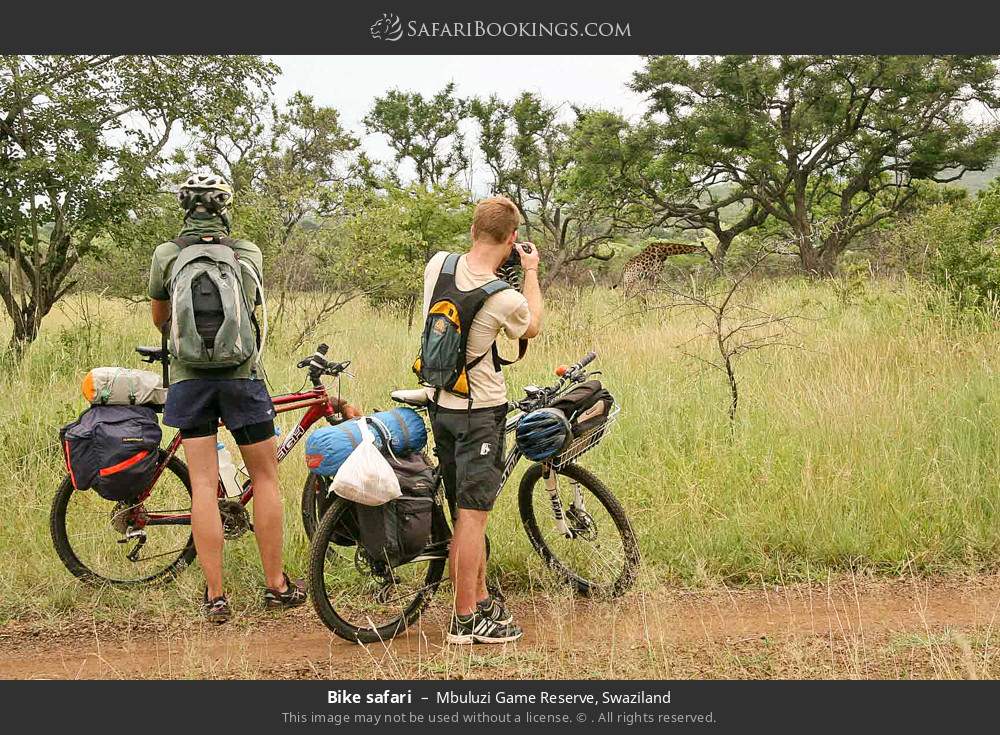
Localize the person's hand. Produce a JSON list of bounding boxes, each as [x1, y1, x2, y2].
[[333, 399, 363, 420], [515, 241, 540, 272]]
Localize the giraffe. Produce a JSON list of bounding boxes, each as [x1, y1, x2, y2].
[[620, 242, 711, 297]]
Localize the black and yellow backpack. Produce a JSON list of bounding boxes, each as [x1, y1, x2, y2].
[[413, 253, 526, 401]]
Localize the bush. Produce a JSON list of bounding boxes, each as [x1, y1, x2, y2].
[[930, 234, 1000, 312], [967, 178, 1000, 244], [926, 180, 1000, 312], [868, 178, 1000, 313], [872, 202, 966, 279]]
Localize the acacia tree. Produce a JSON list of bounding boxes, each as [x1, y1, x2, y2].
[[187, 91, 359, 248], [566, 110, 766, 272], [363, 82, 469, 186], [632, 55, 1000, 275], [0, 54, 276, 356], [630, 246, 803, 425], [471, 93, 623, 288]]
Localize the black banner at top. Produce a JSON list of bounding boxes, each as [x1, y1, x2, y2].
[[3, 0, 1000, 53]]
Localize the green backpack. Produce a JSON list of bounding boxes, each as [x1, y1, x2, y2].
[[412, 252, 526, 400], [167, 236, 261, 369]]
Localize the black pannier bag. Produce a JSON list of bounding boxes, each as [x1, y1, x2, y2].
[[549, 379, 615, 438], [60, 405, 161, 502], [355, 452, 436, 568]]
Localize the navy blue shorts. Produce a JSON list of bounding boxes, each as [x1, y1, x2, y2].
[[163, 378, 275, 435]]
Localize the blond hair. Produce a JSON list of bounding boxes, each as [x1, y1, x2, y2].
[[472, 196, 520, 244]]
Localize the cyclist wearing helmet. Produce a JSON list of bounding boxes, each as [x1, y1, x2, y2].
[[421, 195, 543, 644], [148, 172, 306, 623]]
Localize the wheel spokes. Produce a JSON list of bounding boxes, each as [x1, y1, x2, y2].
[[531, 471, 630, 591], [61, 469, 192, 583]]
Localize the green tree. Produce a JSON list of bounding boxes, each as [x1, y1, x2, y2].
[[926, 179, 1000, 310], [567, 110, 766, 272], [363, 82, 469, 186], [186, 91, 359, 251], [183, 91, 359, 324], [339, 183, 472, 326], [0, 54, 276, 356], [471, 93, 621, 288], [632, 55, 1000, 275]]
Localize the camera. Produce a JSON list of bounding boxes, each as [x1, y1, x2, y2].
[[497, 243, 533, 287]]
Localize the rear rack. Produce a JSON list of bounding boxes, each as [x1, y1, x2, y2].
[[552, 403, 621, 470]]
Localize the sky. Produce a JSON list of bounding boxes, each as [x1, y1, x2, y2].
[[269, 55, 648, 186]]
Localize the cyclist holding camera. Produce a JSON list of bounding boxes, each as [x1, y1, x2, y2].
[[416, 196, 543, 644]]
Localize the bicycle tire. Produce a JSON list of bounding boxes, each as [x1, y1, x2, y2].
[[308, 496, 447, 644], [50, 449, 197, 587], [518, 462, 640, 597], [301, 473, 336, 539]]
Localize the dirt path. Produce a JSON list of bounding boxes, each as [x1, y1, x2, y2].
[[4, 575, 1000, 679]]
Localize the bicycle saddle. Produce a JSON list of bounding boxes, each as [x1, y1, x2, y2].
[[390, 388, 429, 407], [135, 346, 165, 362]]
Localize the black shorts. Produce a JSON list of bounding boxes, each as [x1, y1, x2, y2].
[[164, 378, 276, 445], [431, 404, 508, 512]]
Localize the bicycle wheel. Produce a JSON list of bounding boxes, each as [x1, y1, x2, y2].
[[50, 449, 196, 586], [519, 462, 640, 597], [301, 474, 337, 539], [308, 496, 448, 644]]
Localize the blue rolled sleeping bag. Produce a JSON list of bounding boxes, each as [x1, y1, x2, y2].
[[305, 407, 427, 477]]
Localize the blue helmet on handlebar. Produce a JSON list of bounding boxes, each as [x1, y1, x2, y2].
[[516, 407, 572, 461]]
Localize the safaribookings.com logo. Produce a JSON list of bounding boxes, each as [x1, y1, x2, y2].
[[370, 13, 631, 42], [370, 13, 404, 41]]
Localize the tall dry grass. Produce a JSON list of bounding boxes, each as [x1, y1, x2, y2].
[[2, 277, 1000, 624]]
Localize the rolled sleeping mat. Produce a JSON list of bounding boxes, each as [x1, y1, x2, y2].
[[367, 407, 427, 457], [304, 408, 427, 477]]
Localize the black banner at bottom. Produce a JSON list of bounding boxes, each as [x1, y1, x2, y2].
[[3, 679, 992, 732]]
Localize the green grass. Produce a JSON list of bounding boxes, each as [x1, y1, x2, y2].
[[3, 277, 1000, 623]]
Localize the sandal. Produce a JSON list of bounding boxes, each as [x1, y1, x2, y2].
[[263, 572, 307, 610], [203, 591, 231, 624]]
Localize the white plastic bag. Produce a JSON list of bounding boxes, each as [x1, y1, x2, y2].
[[331, 420, 401, 506]]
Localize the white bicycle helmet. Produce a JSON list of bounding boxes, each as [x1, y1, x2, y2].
[[177, 172, 234, 213]]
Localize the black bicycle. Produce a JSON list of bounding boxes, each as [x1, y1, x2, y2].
[[306, 351, 640, 643]]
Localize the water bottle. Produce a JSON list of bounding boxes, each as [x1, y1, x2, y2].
[[217, 442, 242, 498], [233, 427, 281, 484]]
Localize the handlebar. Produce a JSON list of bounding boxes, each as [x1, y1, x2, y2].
[[555, 351, 597, 378], [136, 342, 349, 390], [296, 343, 330, 371], [136, 346, 167, 364], [297, 343, 350, 385], [518, 350, 599, 412]]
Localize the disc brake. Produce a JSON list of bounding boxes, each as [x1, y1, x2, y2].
[[565, 481, 598, 540]]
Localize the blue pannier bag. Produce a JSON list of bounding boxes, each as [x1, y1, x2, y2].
[[305, 407, 427, 477]]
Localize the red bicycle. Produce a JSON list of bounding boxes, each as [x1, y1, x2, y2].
[[50, 343, 353, 586]]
